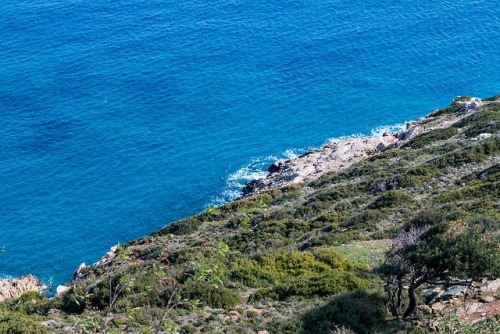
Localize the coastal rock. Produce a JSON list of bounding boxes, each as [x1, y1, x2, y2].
[[56, 285, 71, 297], [242, 97, 486, 196], [0, 274, 44, 302], [94, 245, 119, 266], [71, 262, 86, 283]]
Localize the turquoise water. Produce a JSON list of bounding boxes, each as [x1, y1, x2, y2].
[[0, 0, 499, 290]]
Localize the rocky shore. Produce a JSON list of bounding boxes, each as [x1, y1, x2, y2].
[[243, 97, 485, 196], [0, 274, 44, 302]]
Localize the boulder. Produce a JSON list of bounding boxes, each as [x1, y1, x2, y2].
[[0, 274, 44, 302], [71, 262, 86, 283], [417, 304, 432, 315], [56, 285, 71, 297], [481, 278, 500, 293]]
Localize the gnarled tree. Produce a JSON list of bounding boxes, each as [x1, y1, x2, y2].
[[381, 219, 499, 318]]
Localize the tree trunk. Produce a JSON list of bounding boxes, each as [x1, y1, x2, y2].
[[403, 284, 417, 318]]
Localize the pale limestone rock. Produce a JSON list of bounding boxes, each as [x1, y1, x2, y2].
[[431, 302, 446, 313], [242, 97, 485, 196], [56, 285, 71, 297], [481, 279, 500, 293], [0, 274, 44, 302]]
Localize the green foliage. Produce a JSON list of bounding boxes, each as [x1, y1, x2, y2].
[[152, 217, 202, 236], [1, 292, 54, 316], [267, 317, 302, 334], [404, 127, 458, 149], [302, 290, 386, 334], [341, 210, 384, 229], [268, 271, 370, 300], [180, 282, 241, 308], [430, 137, 500, 169], [261, 251, 331, 280], [428, 103, 464, 118], [454, 107, 500, 137], [417, 223, 500, 278], [0, 313, 49, 334], [438, 179, 500, 202], [369, 190, 413, 209]]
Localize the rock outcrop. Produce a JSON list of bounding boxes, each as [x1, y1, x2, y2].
[[243, 97, 486, 196], [0, 274, 44, 301]]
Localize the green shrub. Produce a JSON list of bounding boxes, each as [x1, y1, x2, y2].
[[404, 127, 458, 149], [454, 108, 500, 137], [269, 271, 369, 300], [0, 312, 49, 334], [228, 257, 273, 287], [430, 137, 500, 169], [369, 190, 413, 209], [302, 290, 386, 334], [428, 103, 464, 118], [311, 247, 350, 271], [153, 217, 202, 236], [181, 282, 241, 308], [2, 292, 52, 315], [267, 317, 302, 334], [438, 179, 500, 202], [260, 251, 330, 280], [341, 210, 384, 229]]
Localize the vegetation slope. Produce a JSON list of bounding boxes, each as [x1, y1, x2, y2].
[[1, 96, 499, 334]]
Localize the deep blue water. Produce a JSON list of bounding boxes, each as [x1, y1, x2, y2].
[[0, 0, 499, 290]]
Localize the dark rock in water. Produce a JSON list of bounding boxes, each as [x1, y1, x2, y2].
[[242, 180, 260, 196], [268, 163, 281, 173]]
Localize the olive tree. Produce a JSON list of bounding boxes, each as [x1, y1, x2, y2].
[[381, 220, 499, 318]]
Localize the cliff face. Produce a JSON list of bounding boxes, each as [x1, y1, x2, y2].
[[0, 96, 499, 334]]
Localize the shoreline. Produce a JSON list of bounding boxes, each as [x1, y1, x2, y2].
[[242, 97, 485, 196], [0, 96, 488, 300]]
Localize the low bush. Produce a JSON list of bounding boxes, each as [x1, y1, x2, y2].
[[404, 127, 458, 149], [341, 210, 384, 229], [180, 282, 241, 308], [271, 271, 369, 300], [152, 217, 202, 236], [369, 190, 413, 209], [302, 290, 386, 334], [0, 312, 49, 334]]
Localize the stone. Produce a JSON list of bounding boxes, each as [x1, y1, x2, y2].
[[431, 302, 446, 313], [56, 285, 71, 297], [477, 133, 492, 140], [42, 320, 57, 327], [257, 331, 269, 334], [63, 326, 74, 333], [481, 279, 500, 293], [228, 310, 240, 321], [71, 262, 86, 283], [479, 296, 495, 303], [465, 302, 483, 314], [0, 274, 44, 302], [417, 304, 432, 315]]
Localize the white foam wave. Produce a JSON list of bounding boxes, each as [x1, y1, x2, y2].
[[370, 122, 408, 137], [209, 121, 410, 207], [208, 150, 306, 207]]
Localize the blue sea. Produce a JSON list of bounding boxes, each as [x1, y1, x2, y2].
[[0, 0, 499, 290]]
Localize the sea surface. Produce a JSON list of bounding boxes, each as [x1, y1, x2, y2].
[[0, 0, 499, 290]]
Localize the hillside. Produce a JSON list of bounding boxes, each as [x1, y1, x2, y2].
[[0, 96, 499, 334]]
